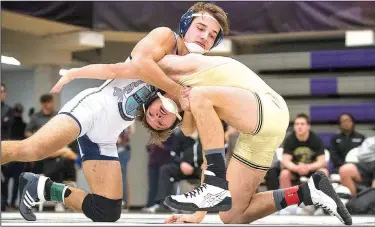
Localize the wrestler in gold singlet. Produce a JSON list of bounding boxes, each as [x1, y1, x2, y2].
[[178, 57, 290, 170]]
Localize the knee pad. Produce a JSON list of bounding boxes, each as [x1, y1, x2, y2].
[[82, 194, 122, 222]]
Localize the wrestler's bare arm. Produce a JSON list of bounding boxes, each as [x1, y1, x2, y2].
[[51, 27, 183, 96], [156, 54, 227, 79]]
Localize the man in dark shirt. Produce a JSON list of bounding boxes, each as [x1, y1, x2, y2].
[[25, 94, 57, 138], [25, 94, 57, 176], [143, 134, 174, 212], [1, 83, 13, 211], [329, 113, 365, 173], [1, 83, 13, 140], [280, 113, 328, 188], [146, 129, 203, 213]]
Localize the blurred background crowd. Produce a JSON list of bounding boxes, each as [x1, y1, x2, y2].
[[1, 1, 375, 216]]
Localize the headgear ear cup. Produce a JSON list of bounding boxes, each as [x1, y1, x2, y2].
[[178, 10, 195, 38], [178, 10, 224, 48]]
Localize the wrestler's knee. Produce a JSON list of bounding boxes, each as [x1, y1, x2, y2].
[[219, 211, 241, 224], [82, 194, 122, 222]]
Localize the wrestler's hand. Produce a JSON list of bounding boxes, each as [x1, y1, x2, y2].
[[50, 68, 79, 93], [165, 212, 206, 224], [178, 86, 191, 111]]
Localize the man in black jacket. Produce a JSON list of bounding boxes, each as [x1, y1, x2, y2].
[[329, 113, 365, 173], [1, 83, 13, 141], [1, 83, 13, 211], [150, 129, 203, 212]]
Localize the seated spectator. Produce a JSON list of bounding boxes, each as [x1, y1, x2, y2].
[[147, 129, 203, 213], [265, 149, 282, 190], [329, 113, 365, 173], [280, 113, 328, 188], [142, 133, 175, 212], [339, 136, 375, 195]]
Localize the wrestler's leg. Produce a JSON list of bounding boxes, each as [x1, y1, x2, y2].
[[188, 86, 259, 177], [189, 86, 259, 136], [219, 159, 268, 224], [19, 159, 122, 222], [163, 86, 260, 211], [220, 157, 352, 225], [1, 114, 79, 165]]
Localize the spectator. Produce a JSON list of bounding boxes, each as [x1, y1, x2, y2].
[[25, 94, 57, 173], [25, 94, 56, 137], [142, 133, 175, 212], [10, 103, 27, 140], [2, 104, 27, 210], [117, 125, 135, 211], [265, 149, 282, 190], [280, 113, 328, 188], [339, 136, 375, 195], [24, 94, 76, 212], [1, 83, 13, 211], [148, 129, 203, 213], [1, 83, 13, 140], [329, 113, 365, 173]]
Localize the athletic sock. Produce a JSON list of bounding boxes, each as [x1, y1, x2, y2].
[[44, 178, 71, 203], [205, 148, 226, 180], [272, 182, 313, 211]]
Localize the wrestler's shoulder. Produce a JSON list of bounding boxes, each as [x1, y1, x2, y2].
[[149, 27, 175, 36]]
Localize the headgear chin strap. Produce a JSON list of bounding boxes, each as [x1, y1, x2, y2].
[[178, 10, 224, 49]]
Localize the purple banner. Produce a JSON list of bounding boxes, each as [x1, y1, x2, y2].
[[310, 103, 375, 122], [311, 49, 375, 69], [310, 78, 337, 95], [3, 2, 375, 35]]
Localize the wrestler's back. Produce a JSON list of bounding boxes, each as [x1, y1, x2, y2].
[[178, 56, 281, 99]]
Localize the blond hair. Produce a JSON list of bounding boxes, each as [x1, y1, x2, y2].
[[188, 2, 229, 35]]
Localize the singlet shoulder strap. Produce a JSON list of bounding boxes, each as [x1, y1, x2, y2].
[[172, 31, 180, 55]]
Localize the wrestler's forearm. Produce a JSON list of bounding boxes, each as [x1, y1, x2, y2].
[[132, 57, 182, 98], [64, 62, 139, 81]]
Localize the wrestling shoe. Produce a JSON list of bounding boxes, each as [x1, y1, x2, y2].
[[18, 172, 48, 221], [307, 171, 352, 225], [164, 171, 232, 212]]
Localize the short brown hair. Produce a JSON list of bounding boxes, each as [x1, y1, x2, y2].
[[135, 108, 174, 145], [295, 113, 311, 125], [39, 94, 53, 104], [188, 2, 229, 35]]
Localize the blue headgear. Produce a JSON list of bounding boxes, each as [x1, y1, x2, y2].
[[178, 10, 224, 49]]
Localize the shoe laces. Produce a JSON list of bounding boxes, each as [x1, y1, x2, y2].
[[315, 202, 333, 215], [30, 198, 43, 207], [184, 184, 207, 198]]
